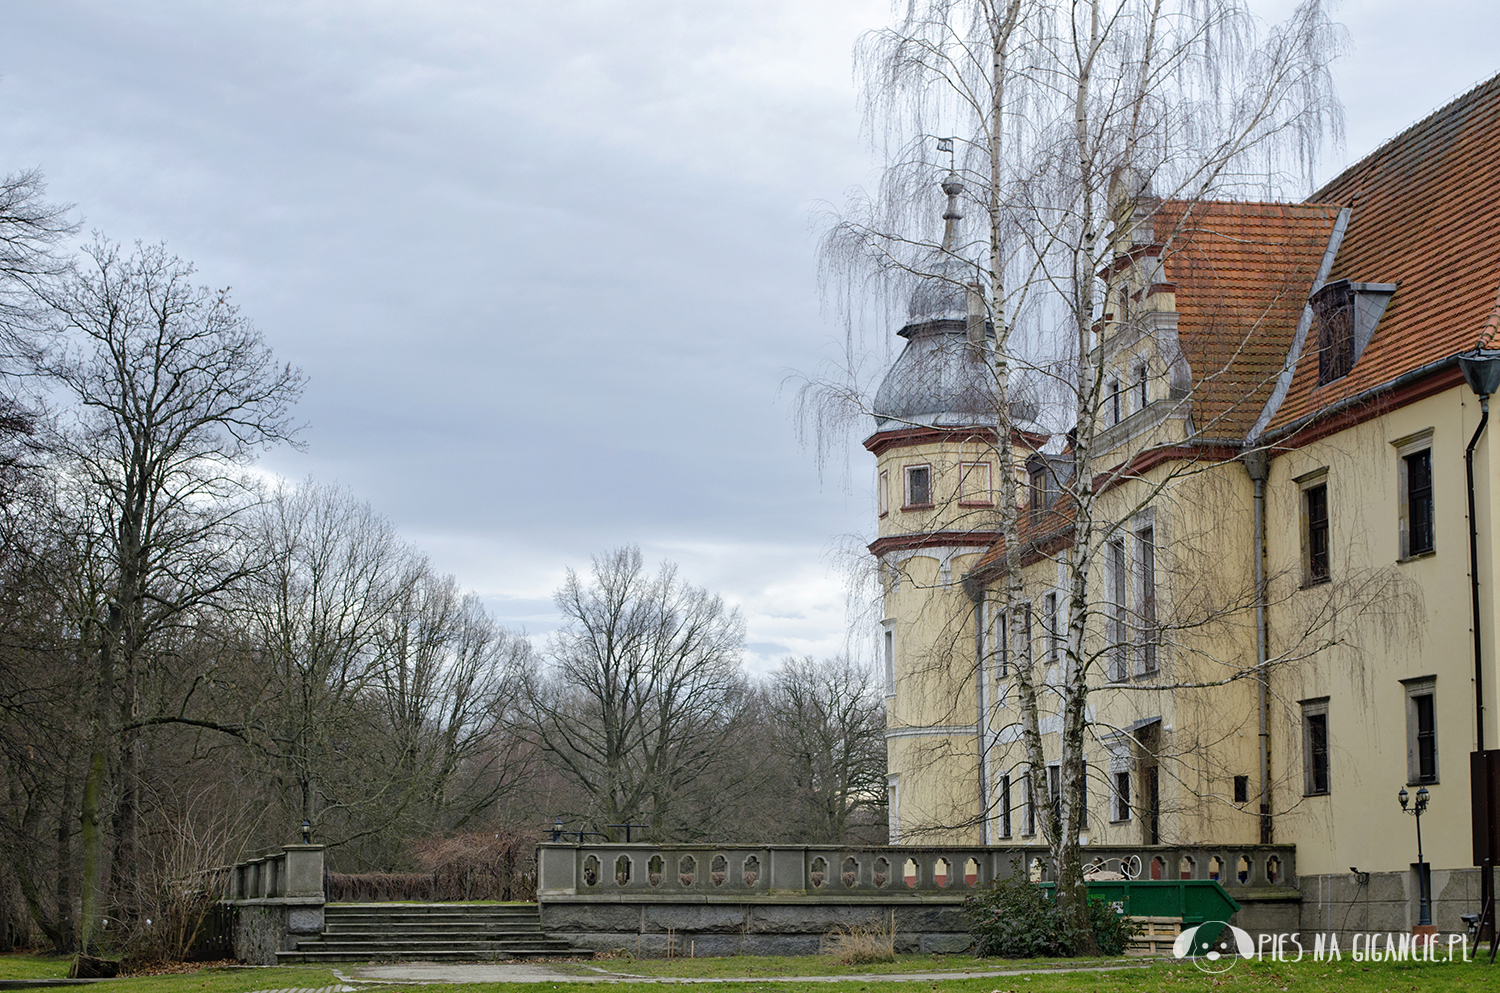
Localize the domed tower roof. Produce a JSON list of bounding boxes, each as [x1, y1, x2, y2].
[[872, 170, 996, 433]]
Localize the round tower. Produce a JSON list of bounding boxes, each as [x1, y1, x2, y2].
[[867, 171, 1003, 844]]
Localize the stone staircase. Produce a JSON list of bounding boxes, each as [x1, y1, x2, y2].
[[276, 903, 574, 962]]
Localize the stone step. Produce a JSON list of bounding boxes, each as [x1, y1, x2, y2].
[[292, 942, 573, 960], [326, 923, 545, 934], [277, 947, 572, 963], [275, 902, 575, 964]]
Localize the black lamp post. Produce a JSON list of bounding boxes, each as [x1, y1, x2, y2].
[[1399, 785, 1433, 927], [301, 819, 311, 845]]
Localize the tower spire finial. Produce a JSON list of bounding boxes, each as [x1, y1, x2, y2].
[[937, 138, 964, 253]]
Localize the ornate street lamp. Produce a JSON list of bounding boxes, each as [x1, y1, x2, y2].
[[301, 819, 311, 845], [1399, 785, 1433, 927]]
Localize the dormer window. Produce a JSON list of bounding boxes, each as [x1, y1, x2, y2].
[[1314, 280, 1355, 384], [1028, 457, 1059, 524], [1313, 279, 1398, 386]]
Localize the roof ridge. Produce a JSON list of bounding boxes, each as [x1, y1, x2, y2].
[[1310, 70, 1500, 202]]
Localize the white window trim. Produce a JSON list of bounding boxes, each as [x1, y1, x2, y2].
[[1402, 675, 1438, 785], [878, 469, 889, 517], [1391, 430, 1435, 561], [887, 775, 900, 843], [958, 460, 994, 507], [882, 620, 896, 698]]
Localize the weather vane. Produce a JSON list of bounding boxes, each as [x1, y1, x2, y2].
[[936, 136, 956, 172]]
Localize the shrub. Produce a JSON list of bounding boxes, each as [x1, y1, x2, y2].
[[963, 878, 1138, 958], [824, 920, 897, 965]]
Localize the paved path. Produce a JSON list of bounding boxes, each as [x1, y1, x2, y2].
[[344, 962, 1155, 984]]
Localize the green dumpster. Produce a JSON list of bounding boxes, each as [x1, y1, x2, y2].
[[1039, 879, 1240, 925]]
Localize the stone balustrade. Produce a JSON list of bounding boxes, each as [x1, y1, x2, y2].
[[223, 845, 325, 965], [536, 841, 1297, 901]]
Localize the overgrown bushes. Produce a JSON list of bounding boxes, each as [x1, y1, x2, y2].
[[963, 878, 1137, 958]]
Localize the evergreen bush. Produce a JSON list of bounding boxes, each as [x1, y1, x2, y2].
[[963, 877, 1138, 958]]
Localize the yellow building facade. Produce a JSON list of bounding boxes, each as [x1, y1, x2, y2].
[[871, 73, 1500, 932]]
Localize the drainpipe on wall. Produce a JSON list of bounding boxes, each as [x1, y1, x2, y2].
[[974, 588, 991, 845], [1244, 449, 1273, 844], [1467, 395, 1491, 752]]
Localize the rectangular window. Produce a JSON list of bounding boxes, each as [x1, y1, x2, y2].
[[1302, 698, 1330, 796], [1135, 363, 1148, 411], [1023, 772, 1036, 836], [991, 603, 1008, 679], [1137, 526, 1158, 674], [882, 623, 895, 697], [1108, 538, 1127, 681], [1303, 481, 1331, 584], [1047, 764, 1061, 836], [1234, 775, 1249, 804], [878, 470, 889, 517], [1107, 378, 1121, 424], [1113, 771, 1132, 822], [1404, 677, 1438, 784], [1403, 448, 1435, 557], [887, 775, 899, 843], [1043, 592, 1059, 664], [959, 461, 993, 506], [998, 774, 1012, 839], [904, 465, 932, 508], [1314, 280, 1356, 385]]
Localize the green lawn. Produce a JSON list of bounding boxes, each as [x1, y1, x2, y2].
[[365, 959, 1498, 993], [2, 954, 1496, 993], [0, 953, 71, 980], [0, 957, 341, 993], [567, 953, 1081, 978]]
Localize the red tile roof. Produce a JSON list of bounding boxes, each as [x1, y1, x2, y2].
[[1153, 201, 1341, 438], [1269, 72, 1500, 430]]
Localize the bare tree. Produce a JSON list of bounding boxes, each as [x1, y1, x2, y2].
[[510, 546, 750, 840], [815, 0, 1349, 945], [765, 656, 887, 843], [39, 239, 303, 953]]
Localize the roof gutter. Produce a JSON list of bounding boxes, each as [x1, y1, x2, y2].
[[1257, 353, 1463, 447]]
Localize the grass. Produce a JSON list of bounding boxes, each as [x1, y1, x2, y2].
[[4, 953, 1497, 993], [351, 958, 1499, 993], [0, 957, 341, 992], [569, 953, 1056, 977], [0, 953, 71, 980]]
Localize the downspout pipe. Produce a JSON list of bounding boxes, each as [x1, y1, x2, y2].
[[1244, 449, 1273, 843], [1467, 395, 1490, 752]]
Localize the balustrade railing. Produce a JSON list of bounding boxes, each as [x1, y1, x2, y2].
[[227, 844, 324, 903], [537, 842, 1295, 899]]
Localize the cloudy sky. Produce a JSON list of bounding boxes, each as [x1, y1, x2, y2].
[[1, 0, 1495, 671]]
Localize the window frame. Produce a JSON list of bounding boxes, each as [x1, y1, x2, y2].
[[1298, 469, 1331, 586], [1112, 771, 1132, 822], [1134, 362, 1149, 411], [1402, 676, 1438, 785], [903, 464, 933, 509], [1107, 377, 1122, 424], [882, 620, 896, 698], [958, 460, 994, 507], [878, 469, 889, 518], [1043, 592, 1059, 665], [998, 774, 1013, 839], [1393, 431, 1435, 560], [1136, 525, 1158, 675], [1301, 697, 1331, 796], [1022, 772, 1037, 837], [1107, 538, 1128, 681], [990, 600, 1009, 679], [887, 775, 900, 843]]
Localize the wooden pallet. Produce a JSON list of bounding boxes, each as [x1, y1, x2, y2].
[[1126, 916, 1183, 957]]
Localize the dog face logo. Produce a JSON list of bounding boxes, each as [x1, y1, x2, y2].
[[1172, 921, 1256, 972]]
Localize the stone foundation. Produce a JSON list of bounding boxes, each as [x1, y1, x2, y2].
[[540, 898, 971, 957], [231, 902, 325, 965], [1295, 869, 1481, 946]]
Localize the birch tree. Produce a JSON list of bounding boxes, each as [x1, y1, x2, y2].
[[816, 0, 1347, 942]]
